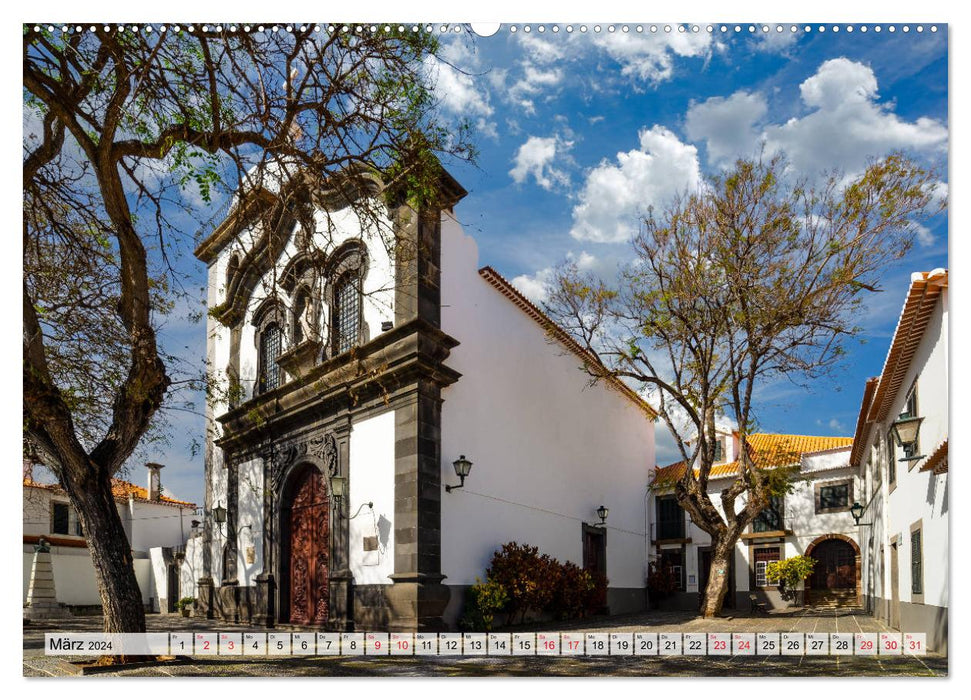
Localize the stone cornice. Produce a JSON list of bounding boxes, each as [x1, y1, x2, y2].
[[214, 318, 460, 454]]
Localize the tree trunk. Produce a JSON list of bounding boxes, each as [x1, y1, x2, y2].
[[67, 469, 147, 640], [700, 538, 734, 618]]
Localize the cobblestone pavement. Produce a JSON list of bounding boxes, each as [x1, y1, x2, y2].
[[23, 608, 947, 678]]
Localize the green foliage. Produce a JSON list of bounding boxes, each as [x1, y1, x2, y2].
[[176, 596, 195, 612], [458, 578, 509, 632], [766, 555, 816, 600]]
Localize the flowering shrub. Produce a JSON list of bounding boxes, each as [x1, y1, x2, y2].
[[766, 555, 815, 600]]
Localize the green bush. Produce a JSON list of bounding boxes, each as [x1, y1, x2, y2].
[[458, 578, 509, 632], [766, 555, 816, 600]]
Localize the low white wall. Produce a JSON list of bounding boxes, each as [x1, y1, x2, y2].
[[23, 551, 153, 606]]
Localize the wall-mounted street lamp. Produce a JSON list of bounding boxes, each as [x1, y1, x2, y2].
[[213, 502, 227, 526], [445, 455, 473, 493], [596, 505, 609, 527], [890, 415, 926, 462], [330, 475, 347, 518], [849, 501, 873, 527]]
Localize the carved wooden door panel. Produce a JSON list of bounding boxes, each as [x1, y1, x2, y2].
[[288, 467, 329, 625]]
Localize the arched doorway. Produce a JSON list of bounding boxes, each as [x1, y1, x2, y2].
[[805, 534, 860, 607], [281, 464, 330, 625]]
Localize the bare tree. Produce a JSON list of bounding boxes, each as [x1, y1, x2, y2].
[[545, 154, 943, 617], [23, 24, 472, 644]]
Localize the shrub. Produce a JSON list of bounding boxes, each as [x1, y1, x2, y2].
[[458, 578, 509, 632], [550, 561, 592, 619], [487, 542, 556, 624], [176, 596, 195, 612], [766, 555, 815, 600]]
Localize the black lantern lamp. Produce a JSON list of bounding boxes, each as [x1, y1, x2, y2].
[[849, 501, 872, 527], [213, 502, 227, 526], [597, 505, 609, 527], [445, 455, 473, 493], [891, 415, 926, 462], [330, 475, 347, 517]]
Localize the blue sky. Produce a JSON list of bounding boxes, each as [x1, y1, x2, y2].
[[115, 24, 948, 507]]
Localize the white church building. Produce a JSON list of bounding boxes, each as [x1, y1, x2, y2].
[[186, 164, 656, 630]]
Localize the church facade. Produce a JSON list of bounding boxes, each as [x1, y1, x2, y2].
[[188, 166, 656, 631]]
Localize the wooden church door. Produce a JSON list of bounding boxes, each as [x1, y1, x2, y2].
[[288, 466, 330, 625]]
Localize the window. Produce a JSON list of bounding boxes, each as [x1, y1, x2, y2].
[[51, 502, 83, 537], [911, 528, 923, 596], [816, 479, 853, 514], [332, 272, 361, 356], [753, 547, 780, 588], [656, 495, 685, 540], [258, 322, 282, 393], [713, 438, 724, 463], [753, 495, 784, 533], [887, 430, 897, 487]]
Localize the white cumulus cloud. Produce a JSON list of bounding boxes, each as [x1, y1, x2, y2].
[[592, 30, 715, 86], [570, 126, 702, 243], [424, 39, 497, 138], [685, 90, 768, 166], [511, 251, 597, 304], [761, 58, 948, 175], [509, 135, 573, 191]]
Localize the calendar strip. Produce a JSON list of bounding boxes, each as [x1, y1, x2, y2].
[[42, 631, 927, 657]]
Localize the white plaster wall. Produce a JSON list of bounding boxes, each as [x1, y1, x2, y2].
[[208, 447, 228, 584], [23, 553, 153, 606], [883, 290, 948, 610], [439, 213, 655, 588], [236, 457, 265, 587], [129, 503, 192, 552], [180, 535, 205, 600], [349, 411, 396, 585]]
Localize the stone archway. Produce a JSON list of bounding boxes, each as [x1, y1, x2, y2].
[[804, 534, 861, 607]]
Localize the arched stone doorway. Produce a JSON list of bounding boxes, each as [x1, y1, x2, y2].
[[804, 534, 861, 607], [280, 463, 331, 625]]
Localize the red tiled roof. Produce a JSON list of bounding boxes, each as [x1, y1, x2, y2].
[[651, 433, 853, 486], [850, 270, 948, 466], [23, 477, 196, 509], [478, 266, 657, 419]]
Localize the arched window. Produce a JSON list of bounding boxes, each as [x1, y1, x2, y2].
[[332, 272, 361, 356], [258, 322, 282, 393]]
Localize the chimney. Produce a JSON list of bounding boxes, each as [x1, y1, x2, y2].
[[146, 462, 164, 501]]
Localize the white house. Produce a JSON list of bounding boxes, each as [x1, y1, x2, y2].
[[23, 462, 197, 612], [188, 164, 656, 630], [850, 269, 948, 652], [650, 432, 859, 612]]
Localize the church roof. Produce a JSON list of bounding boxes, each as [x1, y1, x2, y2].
[[478, 266, 658, 419], [23, 476, 196, 509], [651, 432, 854, 487]]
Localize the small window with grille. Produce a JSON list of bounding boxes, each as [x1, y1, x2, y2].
[[332, 273, 361, 356], [258, 322, 282, 393]]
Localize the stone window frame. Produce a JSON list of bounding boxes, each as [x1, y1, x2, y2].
[[910, 519, 924, 603], [323, 241, 369, 360], [50, 499, 83, 537], [750, 545, 782, 590], [750, 495, 785, 534], [252, 298, 287, 395], [815, 478, 854, 515]]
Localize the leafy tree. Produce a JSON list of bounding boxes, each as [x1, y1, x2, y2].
[[545, 154, 942, 617], [23, 23, 472, 646]]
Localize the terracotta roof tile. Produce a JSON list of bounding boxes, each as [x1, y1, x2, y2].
[[24, 477, 196, 508], [651, 433, 853, 487]]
